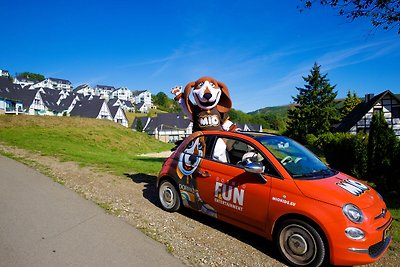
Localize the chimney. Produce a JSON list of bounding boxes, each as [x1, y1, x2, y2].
[[365, 93, 374, 102]]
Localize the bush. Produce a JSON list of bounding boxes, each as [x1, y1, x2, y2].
[[367, 112, 400, 192], [307, 132, 368, 179]]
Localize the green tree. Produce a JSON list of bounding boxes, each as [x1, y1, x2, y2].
[[287, 63, 338, 142], [367, 111, 398, 191], [340, 90, 362, 119], [153, 92, 181, 112], [17, 72, 45, 81], [135, 118, 144, 132], [300, 0, 400, 34]]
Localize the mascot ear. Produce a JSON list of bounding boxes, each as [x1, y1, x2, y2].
[[183, 81, 195, 114], [216, 80, 232, 113]]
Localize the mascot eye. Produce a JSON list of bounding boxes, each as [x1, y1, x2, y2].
[[187, 140, 195, 149], [210, 82, 215, 87], [198, 82, 204, 87]]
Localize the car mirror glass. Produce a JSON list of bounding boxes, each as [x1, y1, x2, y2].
[[244, 161, 263, 174]]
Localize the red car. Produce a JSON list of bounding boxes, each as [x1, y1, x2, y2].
[[157, 131, 392, 267]]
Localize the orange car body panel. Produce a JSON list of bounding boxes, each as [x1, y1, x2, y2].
[[157, 131, 392, 266]]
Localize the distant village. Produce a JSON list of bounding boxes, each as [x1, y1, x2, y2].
[[3, 69, 399, 142], [0, 69, 262, 143]]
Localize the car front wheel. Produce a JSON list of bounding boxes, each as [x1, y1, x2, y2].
[[276, 219, 327, 267], [158, 180, 181, 212]]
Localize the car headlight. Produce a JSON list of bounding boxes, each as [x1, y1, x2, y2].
[[343, 204, 364, 223], [345, 227, 365, 240]]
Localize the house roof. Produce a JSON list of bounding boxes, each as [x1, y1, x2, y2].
[[136, 102, 145, 109], [0, 77, 24, 102], [132, 90, 147, 96], [70, 97, 106, 118], [0, 77, 37, 106], [131, 112, 190, 132], [122, 100, 134, 108], [58, 93, 79, 111], [74, 84, 91, 91], [95, 85, 115, 90], [15, 75, 38, 83], [40, 87, 63, 112], [334, 90, 400, 132], [235, 123, 262, 132], [48, 77, 72, 85]]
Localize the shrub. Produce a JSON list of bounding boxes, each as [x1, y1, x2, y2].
[[308, 132, 368, 179]]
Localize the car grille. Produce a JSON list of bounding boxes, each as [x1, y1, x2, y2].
[[368, 235, 391, 258]]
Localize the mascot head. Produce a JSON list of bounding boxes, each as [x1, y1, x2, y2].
[[183, 76, 232, 114], [177, 136, 206, 177]]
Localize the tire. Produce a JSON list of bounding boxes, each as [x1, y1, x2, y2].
[[276, 219, 327, 267], [158, 180, 181, 212]]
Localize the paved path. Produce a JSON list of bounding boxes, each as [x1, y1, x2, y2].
[[0, 155, 185, 267]]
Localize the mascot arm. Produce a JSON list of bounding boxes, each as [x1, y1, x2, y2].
[[171, 86, 193, 120], [222, 119, 240, 132]]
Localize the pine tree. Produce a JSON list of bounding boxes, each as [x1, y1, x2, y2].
[[287, 63, 338, 142], [340, 90, 362, 119], [367, 111, 398, 190], [135, 119, 144, 132]]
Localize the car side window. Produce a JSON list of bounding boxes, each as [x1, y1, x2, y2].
[[209, 136, 281, 177]]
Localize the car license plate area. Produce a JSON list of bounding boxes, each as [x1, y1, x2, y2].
[[383, 222, 392, 241]]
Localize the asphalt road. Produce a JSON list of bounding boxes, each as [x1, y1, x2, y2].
[[0, 155, 185, 267]]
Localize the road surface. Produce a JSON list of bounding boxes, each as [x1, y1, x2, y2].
[[0, 155, 185, 267]]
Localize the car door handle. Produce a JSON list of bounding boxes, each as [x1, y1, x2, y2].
[[198, 171, 211, 178]]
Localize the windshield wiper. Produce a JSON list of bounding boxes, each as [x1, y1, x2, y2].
[[293, 168, 337, 179]]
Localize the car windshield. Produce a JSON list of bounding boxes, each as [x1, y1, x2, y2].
[[256, 135, 337, 179]]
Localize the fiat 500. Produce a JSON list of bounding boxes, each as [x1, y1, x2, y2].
[[157, 131, 392, 267]]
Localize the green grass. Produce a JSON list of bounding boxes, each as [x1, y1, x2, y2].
[[0, 115, 173, 175], [385, 196, 400, 243], [1, 115, 398, 245]]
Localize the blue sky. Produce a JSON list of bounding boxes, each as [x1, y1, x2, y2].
[[1, 0, 399, 112]]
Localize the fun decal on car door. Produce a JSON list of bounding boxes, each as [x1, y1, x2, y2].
[[176, 136, 217, 217]]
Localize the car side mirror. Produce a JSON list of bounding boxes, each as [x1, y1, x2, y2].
[[243, 161, 267, 184], [244, 161, 263, 174]]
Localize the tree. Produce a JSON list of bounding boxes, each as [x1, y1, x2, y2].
[[153, 92, 181, 112], [367, 111, 398, 191], [300, 0, 400, 34], [135, 118, 144, 132], [17, 72, 45, 81], [340, 90, 362, 119], [287, 63, 338, 142]]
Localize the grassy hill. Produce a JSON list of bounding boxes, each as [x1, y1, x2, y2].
[[0, 115, 173, 175]]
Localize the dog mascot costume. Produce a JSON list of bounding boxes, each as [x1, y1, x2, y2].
[[171, 76, 238, 162], [171, 76, 237, 132]]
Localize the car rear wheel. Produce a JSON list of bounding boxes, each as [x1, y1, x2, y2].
[[158, 180, 181, 212], [276, 219, 327, 267]]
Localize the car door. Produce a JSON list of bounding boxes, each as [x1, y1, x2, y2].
[[194, 136, 274, 232]]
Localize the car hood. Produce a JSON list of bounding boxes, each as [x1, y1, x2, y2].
[[294, 172, 379, 209]]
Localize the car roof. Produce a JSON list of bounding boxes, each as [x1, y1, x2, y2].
[[199, 130, 279, 139]]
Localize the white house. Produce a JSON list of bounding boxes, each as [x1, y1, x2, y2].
[[14, 76, 38, 87], [135, 102, 152, 113], [132, 113, 192, 142], [74, 84, 95, 96], [0, 78, 24, 114], [70, 96, 113, 121], [111, 87, 132, 101], [335, 90, 400, 137], [107, 102, 129, 127], [133, 90, 152, 105], [0, 69, 10, 77], [95, 85, 115, 100], [33, 77, 73, 91]]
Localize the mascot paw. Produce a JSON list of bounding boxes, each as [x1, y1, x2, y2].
[[171, 86, 182, 96]]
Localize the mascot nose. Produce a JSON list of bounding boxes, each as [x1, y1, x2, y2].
[[189, 154, 197, 164], [204, 92, 212, 100]]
